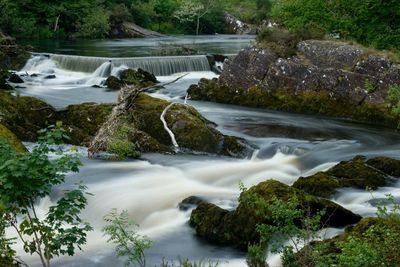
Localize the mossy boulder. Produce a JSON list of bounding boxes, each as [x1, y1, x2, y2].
[[56, 103, 114, 146], [89, 87, 252, 159], [120, 68, 157, 87], [300, 217, 400, 266], [132, 94, 252, 157], [105, 75, 125, 90], [0, 91, 114, 146], [0, 91, 57, 141], [190, 180, 361, 249], [0, 123, 27, 153], [293, 156, 399, 198]]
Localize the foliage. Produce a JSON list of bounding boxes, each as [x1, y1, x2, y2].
[[246, 243, 269, 267], [364, 79, 376, 94], [77, 7, 110, 38], [103, 209, 152, 267], [271, 0, 400, 51], [0, 123, 92, 267], [106, 140, 141, 160], [174, 0, 216, 35], [159, 258, 219, 267], [386, 84, 400, 114]]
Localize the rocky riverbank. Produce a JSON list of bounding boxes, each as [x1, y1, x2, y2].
[[188, 37, 400, 128]]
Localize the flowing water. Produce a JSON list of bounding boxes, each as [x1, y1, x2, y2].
[[8, 36, 400, 267]]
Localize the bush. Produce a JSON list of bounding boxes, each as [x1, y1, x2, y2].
[[0, 123, 92, 267], [386, 84, 400, 114]]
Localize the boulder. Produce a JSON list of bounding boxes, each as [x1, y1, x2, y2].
[[8, 73, 23, 83], [178, 196, 205, 211], [105, 75, 124, 90], [0, 123, 27, 153], [120, 68, 157, 87], [88, 86, 253, 159], [109, 21, 163, 38], [0, 32, 30, 70], [188, 37, 400, 128], [190, 180, 361, 249], [293, 156, 399, 198], [0, 69, 12, 90]]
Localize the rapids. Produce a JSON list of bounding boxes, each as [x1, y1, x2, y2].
[[8, 36, 400, 267]]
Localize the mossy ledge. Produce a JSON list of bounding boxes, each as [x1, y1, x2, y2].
[[293, 155, 400, 198]]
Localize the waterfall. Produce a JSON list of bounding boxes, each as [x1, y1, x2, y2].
[[46, 53, 211, 76], [160, 103, 180, 151]]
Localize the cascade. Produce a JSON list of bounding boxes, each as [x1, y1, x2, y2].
[[47, 54, 211, 76]]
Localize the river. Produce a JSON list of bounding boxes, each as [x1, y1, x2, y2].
[[10, 35, 400, 267]]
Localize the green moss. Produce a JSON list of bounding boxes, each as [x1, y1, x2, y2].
[[293, 172, 340, 198], [0, 123, 27, 153], [106, 139, 140, 159], [105, 76, 124, 90], [57, 103, 113, 146], [120, 69, 157, 87], [366, 156, 400, 177]]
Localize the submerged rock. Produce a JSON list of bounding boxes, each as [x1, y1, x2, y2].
[[105, 75, 124, 90], [89, 86, 253, 159], [178, 196, 205, 211], [106, 68, 158, 90], [188, 38, 400, 128], [293, 156, 400, 198], [190, 180, 361, 249]]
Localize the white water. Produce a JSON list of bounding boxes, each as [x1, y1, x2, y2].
[[9, 50, 400, 267]]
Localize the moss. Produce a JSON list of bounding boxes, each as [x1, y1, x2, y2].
[[188, 79, 400, 129], [106, 139, 140, 159], [365, 156, 400, 177], [56, 103, 113, 146], [120, 68, 157, 87], [105, 75, 124, 90], [0, 123, 27, 153], [293, 172, 340, 198], [190, 179, 361, 250], [293, 156, 395, 198]]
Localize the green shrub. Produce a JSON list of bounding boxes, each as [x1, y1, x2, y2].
[[386, 84, 400, 114]]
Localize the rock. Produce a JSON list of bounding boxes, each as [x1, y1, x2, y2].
[[293, 156, 399, 198], [44, 74, 56, 79], [223, 12, 257, 34], [8, 73, 24, 83], [178, 196, 205, 211], [0, 91, 113, 146], [56, 103, 114, 146], [301, 217, 400, 266], [188, 37, 400, 128], [0, 32, 30, 70], [88, 86, 253, 159], [109, 21, 163, 38], [0, 123, 27, 153], [190, 180, 361, 249], [105, 75, 124, 90], [120, 68, 157, 87]]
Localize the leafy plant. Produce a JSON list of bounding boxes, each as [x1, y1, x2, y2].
[[103, 209, 152, 267], [386, 84, 400, 114], [0, 123, 92, 267]]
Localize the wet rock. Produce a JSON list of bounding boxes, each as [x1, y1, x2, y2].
[[105, 75, 124, 90], [188, 37, 400, 128], [0, 123, 27, 153], [178, 196, 205, 211], [0, 32, 30, 70], [89, 86, 253, 159], [109, 21, 163, 38], [44, 74, 56, 79], [293, 156, 399, 198], [190, 180, 361, 249], [120, 68, 157, 87], [56, 103, 114, 146], [0, 69, 12, 90], [8, 73, 24, 83]]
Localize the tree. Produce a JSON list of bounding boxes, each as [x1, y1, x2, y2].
[[0, 123, 92, 267], [174, 0, 215, 35]]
